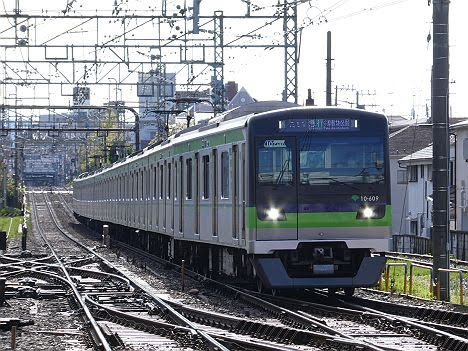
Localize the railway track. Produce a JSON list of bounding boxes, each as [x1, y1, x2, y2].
[[30, 190, 383, 351], [21, 189, 465, 351], [110, 239, 468, 351], [384, 251, 468, 268]]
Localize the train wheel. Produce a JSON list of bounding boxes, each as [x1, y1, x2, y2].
[[344, 287, 355, 297]]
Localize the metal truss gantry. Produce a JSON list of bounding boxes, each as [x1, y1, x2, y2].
[[283, 0, 298, 103], [0, 1, 299, 110]]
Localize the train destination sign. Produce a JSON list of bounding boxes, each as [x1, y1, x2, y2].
[[279, 118, 359, 132]]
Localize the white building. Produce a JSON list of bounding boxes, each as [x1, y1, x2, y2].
[[137, 70, 176, 148], [388, 124, 433, 235], [398, 142, 455, 237], [452, 120, 468, 231]]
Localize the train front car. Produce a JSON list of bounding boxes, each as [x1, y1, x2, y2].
[[248, 107, 390, 293]]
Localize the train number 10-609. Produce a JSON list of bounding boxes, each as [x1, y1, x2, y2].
[[361, 195, 379, 202]]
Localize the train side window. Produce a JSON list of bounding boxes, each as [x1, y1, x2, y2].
[[167, 163, 171, 199], [133, 172, 136, 200], [125, 173, 128, 200], [202, 155, 210, 199], [160, 165, 164, 199], [186, 158, 193, 200], [136, 171, 140, 200], [141, 169, 144, 200], [147, 168, 150, 199], [153, 166, 157, 199], [174, 161, 178, 200], [221, 151, 229, 198], [130, 173, 133, 200]]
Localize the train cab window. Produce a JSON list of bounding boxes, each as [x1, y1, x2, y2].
[[257, 139, 294, 185], [202, 155, 210, 199], [160, 165, 164, 199], [221, 151, 229, 198], [186, 158, 192, 200], [167, 163, 171, 199], [299, 136, 385, 185]]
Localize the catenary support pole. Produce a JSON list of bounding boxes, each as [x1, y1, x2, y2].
[[326, 31, 332, 106], [432, 0, 450, 301]]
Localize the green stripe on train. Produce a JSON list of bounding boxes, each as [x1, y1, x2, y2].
[[247, 205, 392, 229], [171, 128, 245, 156]]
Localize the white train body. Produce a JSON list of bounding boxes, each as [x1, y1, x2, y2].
[[73, 104, 390, 289]]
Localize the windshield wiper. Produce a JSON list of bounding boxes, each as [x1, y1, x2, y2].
[[355, 166, 384, 177], [275, 159, 290, 184], [311, 177, 360, 190]]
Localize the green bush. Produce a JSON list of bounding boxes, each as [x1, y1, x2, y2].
[[0, 207, 23, 217]]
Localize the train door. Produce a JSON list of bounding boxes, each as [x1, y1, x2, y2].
[[166, 160, 172, 232], [232, 144, 239, 239], [255, 136, 298, 240], [155, 163, 160, 229], [241, 143, 246, 241], [195, 152, 200, 235], [163, 162, 167, 230], [179, 156, 184, 236], [152, 165, 157, 229], [172, 159, 176, 233], [212, 149, 218, 237]]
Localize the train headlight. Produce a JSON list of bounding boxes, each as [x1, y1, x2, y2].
[[266, 208, 281, 221], [362, 207, 374, 219], [356, 205, 385, 220]]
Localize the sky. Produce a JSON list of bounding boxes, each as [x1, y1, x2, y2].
[[1, 0, 467, 120], [201, 0, 467, 119]]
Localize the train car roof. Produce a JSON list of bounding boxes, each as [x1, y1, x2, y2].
[[75, 104, 386, 182]]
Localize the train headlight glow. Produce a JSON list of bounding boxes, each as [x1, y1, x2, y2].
[[266, 208, 281, 221], [362, 207, 374, 219]]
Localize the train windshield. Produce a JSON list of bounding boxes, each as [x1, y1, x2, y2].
[[257, 138, 294, 186], [298, 136, 385, 185]]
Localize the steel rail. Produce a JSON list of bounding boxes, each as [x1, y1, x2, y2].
[[43, 192, 230, 351], [56, 191, 464, 350], [112, 239, 468, 351], [31, 193, 112, 351], [335, 297, 468, 351], [110, 241, 391, 351], [335, 293, 468, 330], [85, 296, 295, 351]]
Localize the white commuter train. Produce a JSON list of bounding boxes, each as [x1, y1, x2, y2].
[[73, 102, 390, 293]]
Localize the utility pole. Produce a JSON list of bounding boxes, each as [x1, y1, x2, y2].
[[432, 0, 450, 301], [335, 85, 338, 106], [326, 31, 332, 106], [14, 95, 18, 208]]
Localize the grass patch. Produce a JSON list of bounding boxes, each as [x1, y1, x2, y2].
[[0, 216, 23, 239], [380, 258, 468, 305]]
